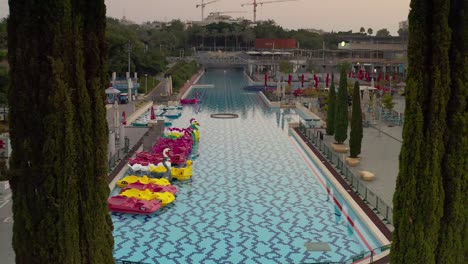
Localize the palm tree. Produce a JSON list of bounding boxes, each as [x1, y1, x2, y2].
[[232, 25, 241, 50], [210, 29, 218, 50], [222, 28, 230, 50], [200, 27, 207, 48], [242, 28, 255, 49]]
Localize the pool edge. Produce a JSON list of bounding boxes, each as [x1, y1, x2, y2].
[[289, 127, 392, 247]]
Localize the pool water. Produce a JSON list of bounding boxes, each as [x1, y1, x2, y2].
[[111, 69, 382, 263]]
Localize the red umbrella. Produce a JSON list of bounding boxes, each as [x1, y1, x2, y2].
[[314, 75, 319, 90], [301, 74, 305, 88], [150, 105, 156, 120], [264, 72, 268, 87], [326, 73, 330, 88], [122, 111, 127, 125], [288, 74, 292, 86]]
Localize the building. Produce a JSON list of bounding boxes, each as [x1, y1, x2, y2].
[[187, 13, 246, 27], [255, 38, 297, 50], [335, 35, 407, 76], [304, 28, 327, 35]]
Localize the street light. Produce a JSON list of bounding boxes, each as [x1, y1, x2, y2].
[[145, 74, 148, 95]]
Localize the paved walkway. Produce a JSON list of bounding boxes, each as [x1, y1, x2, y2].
[[305, 95, 405, 208]]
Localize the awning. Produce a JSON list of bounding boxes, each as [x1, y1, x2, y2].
[[246, 51, 261, 55], [105, 87, 121, 94]]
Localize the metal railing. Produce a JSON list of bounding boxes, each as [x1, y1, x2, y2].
[[298, 123, 393, 225], [301, 244, 391, 264], [108, 137, 130, 173]]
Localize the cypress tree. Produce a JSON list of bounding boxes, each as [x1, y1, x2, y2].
[[391, 0, 451, 262], [325, 74, 336, 135], [8, 1, 81, 262], [334, 66, 348, 144], [8, 0, 113, 263], [436, 0, 467, 262], [349, 81, 363, 158], [75, 1, 115, 262]]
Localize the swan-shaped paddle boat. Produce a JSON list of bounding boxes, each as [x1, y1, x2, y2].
[[171, 160, 193, 181], [189, 118, 200, 141], [124, 182, 178, 195], [116, 175, 171, 188], [107, 196, 161, 215], [119, 189, 175, 206], [152, 191, 176, 206]]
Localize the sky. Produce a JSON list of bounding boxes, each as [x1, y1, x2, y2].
[[0, 0, 410, 35]]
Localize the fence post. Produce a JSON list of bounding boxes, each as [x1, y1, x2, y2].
[[385, 206, 390, 223]]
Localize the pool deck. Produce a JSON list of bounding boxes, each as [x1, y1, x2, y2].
[[306, 96, 405, 209]]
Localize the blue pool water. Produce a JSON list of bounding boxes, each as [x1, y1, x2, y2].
[[111, 69, 382, 263]]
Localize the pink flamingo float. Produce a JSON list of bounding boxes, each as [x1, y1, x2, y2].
[[180, 92, 200, 105]]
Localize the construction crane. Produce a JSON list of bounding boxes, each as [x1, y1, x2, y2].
[[196, 0, 221, 21], [241, 0, 297, 23]]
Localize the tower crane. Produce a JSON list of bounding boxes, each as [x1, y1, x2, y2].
[[241, 0, 298, 23], [196, 0, 221, 21]]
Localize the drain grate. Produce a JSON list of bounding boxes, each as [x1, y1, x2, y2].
[[304, 242, 331, 251], [210, 113, 239, 119]]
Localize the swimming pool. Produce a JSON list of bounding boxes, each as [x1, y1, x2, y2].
[[111, 69, 383, 263]]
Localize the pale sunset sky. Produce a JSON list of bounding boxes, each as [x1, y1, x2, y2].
[[0, 0, 410, 35]]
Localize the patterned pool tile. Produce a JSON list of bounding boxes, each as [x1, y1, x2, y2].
[[111, 69, 381, 263]]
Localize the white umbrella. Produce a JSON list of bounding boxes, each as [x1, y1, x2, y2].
[[127, 78, 133, 98], [169, 76, 173, 96], [361, 86, 370, 112], [165, 77, 170, 96], [113, 100, 119, 132], [281, 79, 285, 97], [119, 123, 126, 150], [372, 93, 377, 124], [276, 80, 281, 97], [108, 130, 115, 159]]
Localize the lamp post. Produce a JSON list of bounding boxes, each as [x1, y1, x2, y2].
[[378, 90, 383, 137], [389, 74, 392, 95], [145, 74, 148, 95], [127, 42, 132, 75]]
